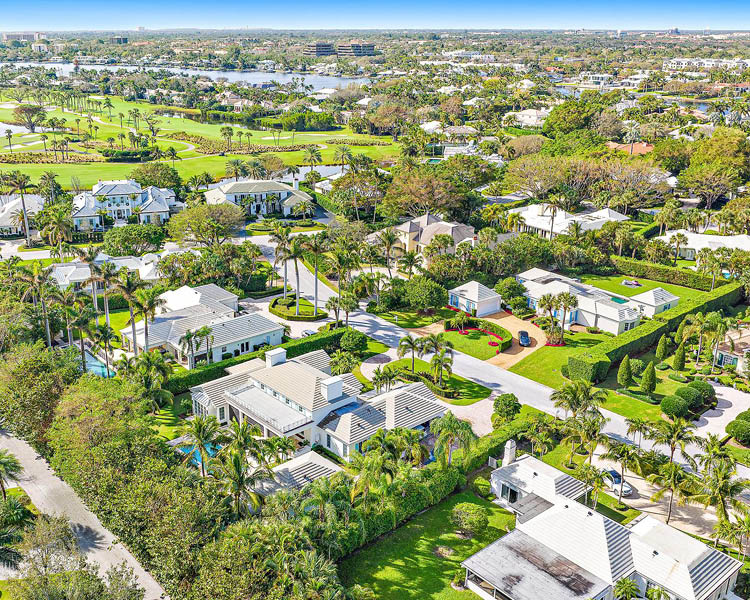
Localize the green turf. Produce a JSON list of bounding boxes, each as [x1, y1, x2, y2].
[[338, 490, 515, 600], [443, 329, 501, 361], [386, 358, 492, 405], [6, 486, 38, 515], [372, 307, 456, 329], [353, 337, 391, 393], [509, 329, 610, 388], [577, 273, 704, 301], [153, 393, 192, 441]]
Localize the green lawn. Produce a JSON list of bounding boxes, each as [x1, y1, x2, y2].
[[338, 490, 515, 600], [373, 307, 456, 329], [509, 329, 609, 388], [0, 579, 13, 599], [387, 358, 492, 405], [577, 273, 704, 302], [6, 486, 38, 515], [272, 295, 327, 319], [153, 393, 192, 441], [353, 337, 391, 392], [247, 223, 326, 236], [443, 329, 500, 361]]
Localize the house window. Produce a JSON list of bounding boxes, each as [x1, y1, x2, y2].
[[326, 434, 332, 448], [221, 346, 227, 353], [219, 407, 225, 421]]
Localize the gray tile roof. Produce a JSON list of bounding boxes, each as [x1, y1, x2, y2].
[[255, 450, 342, 496], [449, 280, 501, 303]]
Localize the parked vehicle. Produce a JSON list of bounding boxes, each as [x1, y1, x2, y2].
[[518, 330, 531, 347], [603, 469, 633, 497], [301, 330, 316, 337]]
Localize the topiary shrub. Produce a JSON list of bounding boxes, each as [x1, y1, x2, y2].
[[450, 502, 489, 537], [661, 395, 690, 419], [735, 409, 750, 423], [471, 476, 492, 499], [675, 386, 703, 411], [340, 329, 368, 355], [727, 419, 750, 446], [630, 358, 646, 377], [687, 379, 715, 404]]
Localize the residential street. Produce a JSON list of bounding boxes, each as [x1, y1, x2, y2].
[[0, 431, 166, 600]]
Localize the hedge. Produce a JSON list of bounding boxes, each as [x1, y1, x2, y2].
[[456, 416, 531, 474], [269, 296, 328, 321], [727, 420, 750, 446], [394, 367, 459, 399], [610, 256, 725, 291], [675, 386, 703, 411], [305, 187, 342, 215], [166, 327, 348, 394], [637, 222, 661, 239], [245, 285, 290, 299], [687, 379, 715, 403], [568, 282, 743, 382], [661, 395, 690, 418], [735, 410, 750, 423], [444, 317, 513, 352]]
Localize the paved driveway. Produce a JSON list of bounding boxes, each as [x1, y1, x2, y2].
[[483, 311, 546, 369]]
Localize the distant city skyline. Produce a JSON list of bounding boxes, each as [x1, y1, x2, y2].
[[2, 0, 750, 33]]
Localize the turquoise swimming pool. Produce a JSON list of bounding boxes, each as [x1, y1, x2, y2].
[[610, 296, 629, 304], [178, 443, 221, 467], [85, 352, 115, 378]]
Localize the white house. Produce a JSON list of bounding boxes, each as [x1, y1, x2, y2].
[[657, 229, 750, 261], [510, 204, 629, 239], [504, 108, 551, 128], [448, 280, 502, 317], [204, 179, 312, 217], [72, 180, 182, 230], [119, 284, 284, 368], [463, 446, 743, 600], [0, 194, 45, 236], [517, 268, 641, 335], [629, 287, 680, 317], [190, 349, 444, 461]]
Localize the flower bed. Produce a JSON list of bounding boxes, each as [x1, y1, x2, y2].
[[444, 317, 512, 353]]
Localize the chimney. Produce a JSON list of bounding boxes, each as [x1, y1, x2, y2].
[[293, 177, 299, 190], [321, 376, 343, 402], [265, 348, 286, 368], [502, 439, 517, 467]]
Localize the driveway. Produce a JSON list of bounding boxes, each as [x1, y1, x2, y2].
[[0, 432, 165, 599], [240, 294, 333, 339], [483, 311, 546, 369]]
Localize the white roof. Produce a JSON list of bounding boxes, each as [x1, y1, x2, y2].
[[657, 229, 750, 253], [256, 449, 342, 495], [449, 280, 501, 304], [419, 120, 443, 134], [160, 283, 237, 313], [491, 455, 586, 505], [510, 203, 628, 235], [0, 194, 44, 228], [630, 287, 680, 307]]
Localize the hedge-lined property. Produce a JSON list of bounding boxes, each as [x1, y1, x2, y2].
[[444, 317, 513, 352], [610, 256, 725, 291], [166, 327, 348, 393], [395, 366, 459, 399], [269, 295, 328, 321], [568, 282, 743, 382]]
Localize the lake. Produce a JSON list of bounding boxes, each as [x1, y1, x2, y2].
[[1, 61, 371, 91]]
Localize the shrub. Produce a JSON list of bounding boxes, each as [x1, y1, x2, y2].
[[687, 379, 715, 404], [661, 395, 690, 418], [700, 365, 712, 375], [727, 419, 750, 446], [405, 276, 448, 312], [675, 386, 703, 411], [450, 503, 488, 536], [617, 355, 633, 387], [640, 362, 657, 394], [668, 373, 689, 383], [673, 342, 686, 372], [493, 393, 521, 424], [736, 410, 750, 422], [561, 365, 570, 378], [656, 362, 670, 370], [655, 334, 668, 362], [269, 296, 328, 321], [610, 255, 725, 291], [340, 329, 368, 354], [630, 358, 646, 376], [471, 476, 492, 499]]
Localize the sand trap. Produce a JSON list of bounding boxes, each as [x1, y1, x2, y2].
[[0, 103, 16, 109], [261, 136, 292, 140], [90, 95, 105, 99]]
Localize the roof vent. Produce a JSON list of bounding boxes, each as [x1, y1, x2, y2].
[[652, 550, 659, 557], [587, 511, 593, 516]]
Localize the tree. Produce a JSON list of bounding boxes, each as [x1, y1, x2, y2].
[[377, 228, 399, 279], [613, 577, 640, 600], [40, 203, 72, 261], [7, 171, 34, 248], [405, 275, 448, 313], [113, 270, 145, 358], [134, 286, 166, 353], [13, 104, 46, 133], [209, 449, 272, 518], [655, 334, 668, 362], [691, 462, 749, 526], [325, 296, 341, 326], [679, 161, 740, 210], [492, 393, 521, 425], [430, 348, 453, 387], [340, 328, 367, 354], [103, 224, 166, 256], [167, 204, 245, 248], [640, 361, 657, 395], [601, 442, 642, 505], [0, 450, 23, 501], [277, 237, 307, 316], [450, 503, 488, 537], [330, 349, 358, 375], [398, 251, 423, 279], [432, 411, 475, 466], [625, 417, 651, 449], [617, 355, 633, 387], [129, 162, 181, 191], [180, 415, 221, 478], [648, 461, 694, 523], [648, 417, 696, 463], [673, 342, 686, 372]]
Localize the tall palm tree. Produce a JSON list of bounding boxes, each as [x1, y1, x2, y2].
[[397, 251, 422, 279], [303, 233, 327, 315], [419, 332, 453, 358], [19, 261, 54, 347], [691, 462, 749, 525], [134, 286, 166, 353], [76, 245, 101, 326], [96, 260, 118, 327], [648, 418, 697, 463], [377, 228, 399, 279], [0, 450, 23, 501], [179, 329, 197, 369], [685, 312, 710, 367], [270, 223, 292, 299], [333, 145, 352, 174], [648, 461, 694, 524], [398, 335, 421, 372], [431, 411, 475, 467], [551, 379, 606, 419], [537, 293, 559, 340], [209, 449, 272, 518], [708, 313, 739, 369], [556, 291, 578, 340], [51, 284, 78, 345], [277, 236, 307, 316], [602, 441, 643, 504], [113, 269, 145, 357], [180, 415, 221, 478], [40, 203, 72, 260], [625, 416, 651, 449], [304, 145, 322, 172], [89, 324, 118, 378], [430, 348, 453, 387], [7, 171, 34, 247]]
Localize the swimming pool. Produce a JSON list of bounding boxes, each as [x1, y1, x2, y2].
[[178, 443, 221, 467], [84, 352, 115, 378], [610, 296, 629, 305]]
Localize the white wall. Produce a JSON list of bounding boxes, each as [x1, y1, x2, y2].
[[208, 329, 284, 364]]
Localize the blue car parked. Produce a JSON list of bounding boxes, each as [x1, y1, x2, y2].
[[518, 330, 531, 347]]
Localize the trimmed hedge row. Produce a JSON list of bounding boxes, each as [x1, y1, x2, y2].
[[394, 367, 459, 399], [568, 282, 743, 382], [269, 296, 328, 321], [305, 187, 342, 215], [245, 285, 290, 299], [456, 417, 531, 474], [610, 256, 724, 291], [165, 327, 348, 394]]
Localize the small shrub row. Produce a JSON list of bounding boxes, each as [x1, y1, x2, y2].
[[393, 367, 459, 399], [610, 255, 724, 291], [325, 138, 390, 146], [269, 296, 328, 321]]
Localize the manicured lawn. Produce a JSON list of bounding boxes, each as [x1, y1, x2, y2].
[[6, 486, 38, 515], [353, 337, 391, 393], [443, 329, 501, 361], [725, 443, 750, 467], [153, 393, 192, 441], [578, 273, 704, 301], [509, 329, 609, 388], [339, 490, 515, 600], [247, 223, 325, 236], [373, 307, 456, 329], [272, 295, 327, 320], [0, 580, 13, 599], [387, 358, 492, 405]]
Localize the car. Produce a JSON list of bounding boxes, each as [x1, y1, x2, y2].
[[301, 330, 316, 338], [518, 331, 531, 347], [602, 469, 633, 497]]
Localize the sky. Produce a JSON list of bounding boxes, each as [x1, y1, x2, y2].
[[3, 0, 750, 32]]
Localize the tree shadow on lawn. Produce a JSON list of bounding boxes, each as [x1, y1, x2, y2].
[[340, 493, 511, 600]]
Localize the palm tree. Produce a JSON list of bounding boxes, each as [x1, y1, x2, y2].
[[625, 416, 651, 449], [325, 296, 341, 326], [76, 245, 101, 325], [613, 577, 640, 600], [96, 261, 118, 327], [270, 223, 292, 300], [398, 335, 421, 372], [691, 462, 750, 525], [226, 158, 246, 182], [7, 171, 34, 247], [113, 269, 145, 357], [528, 430, 554, 458], [432, 411, 475, 467], [0, 450, 23, 501], [397, 250, 422, 279], [556, 291, 578, 340], [685, 312, 710, 367], [209, 449, 272, 518], [89, 324, 118, 378], [304, 145, 322, 172], [430, 348, 453, 387], [551, 379, 606, 419], [670, 231, 688, 264], [134, 286, 166, 353], [648, 461, 694, 524], [419, 332, 453, 357], [708, 313, 739, 369], [537, 292, 559, 342], [180, 415, 221, 478], [377, 228, 400, 279], [303, 233, 327, 316], [277, 237, 307, 316], [179, 329, 197, 369], [648, 418, 696, 463], [333, 145, 352, 174], [601, 441, 643, 504], [40, 203, 72, 260]]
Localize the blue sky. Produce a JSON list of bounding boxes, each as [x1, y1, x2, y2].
[[3, 0, 750, 32]]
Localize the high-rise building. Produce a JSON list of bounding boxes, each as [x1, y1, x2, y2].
[[303, 42, 335, 57], [337, 41, 376, 57], [2, 32, 44, 42], [109, 36, 128, 44]]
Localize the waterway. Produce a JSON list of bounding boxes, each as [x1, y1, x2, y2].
[[0, 61, 371, 91]]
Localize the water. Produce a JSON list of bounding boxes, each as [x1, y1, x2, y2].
[[84, 351, 115, 378], [178, 443, 220, 467], [610, 296, 629, 305], [1, 61, 371, 91]]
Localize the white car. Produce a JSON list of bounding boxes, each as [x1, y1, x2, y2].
[[301, 330, 317, 338], [603, 469, 633, 497]]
